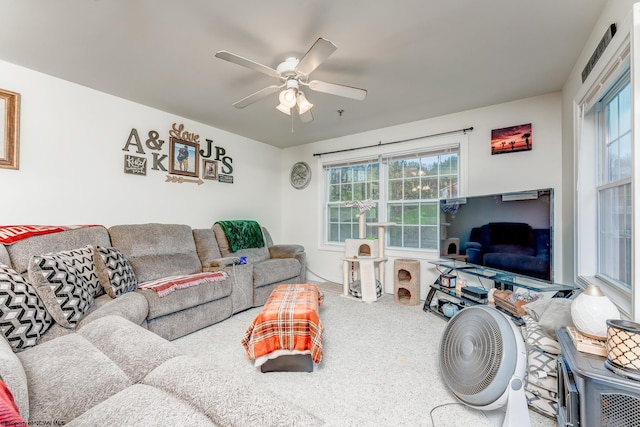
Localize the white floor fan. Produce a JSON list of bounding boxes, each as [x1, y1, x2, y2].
[[438, 305, 531, 427]]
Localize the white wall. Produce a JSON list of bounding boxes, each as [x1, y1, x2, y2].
[[0, 60, 285, 237], [281, 93, 563, 298]]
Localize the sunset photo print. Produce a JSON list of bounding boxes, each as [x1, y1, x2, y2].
[[491, 123, 532, 155]]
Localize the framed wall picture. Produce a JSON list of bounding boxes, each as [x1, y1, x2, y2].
[[124, 155, 147, 175], [202, 159, 218, 180], [169, 137, 199, 177], [491, 123, 532, 155], [0, 88, 20, 170]]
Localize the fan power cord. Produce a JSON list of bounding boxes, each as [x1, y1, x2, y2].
[[305, 266, 336, 284], [429, 402, 465, 427]]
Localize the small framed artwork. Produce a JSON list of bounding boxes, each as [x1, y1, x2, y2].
[[169, 137, 199, 177], [202, 159, 218, 180], [491, 123, 532, 155], [0, 88, 20, 170], [124, 155, 147, 175]]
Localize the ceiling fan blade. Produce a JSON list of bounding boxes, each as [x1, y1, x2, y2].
[[308, 80, 367, 101], [295, 38, 337, 76], [215, 51, 282, 79], [300, 109, 314, 123], [232, 84, 282, 109]]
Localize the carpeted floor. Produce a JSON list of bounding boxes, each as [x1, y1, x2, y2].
[[173, 282, 555, 427]]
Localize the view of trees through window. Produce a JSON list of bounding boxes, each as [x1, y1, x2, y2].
[[325, 150, 458, 250], [387, 153, 458, 249]]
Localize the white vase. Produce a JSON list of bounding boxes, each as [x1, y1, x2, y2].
[[571, 284, 620, 340]]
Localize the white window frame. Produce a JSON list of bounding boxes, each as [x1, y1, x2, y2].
[[574, 8, 640, 319], [317, 133, 468, 255]]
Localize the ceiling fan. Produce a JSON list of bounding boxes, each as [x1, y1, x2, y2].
[[215, 37, 367, 122]]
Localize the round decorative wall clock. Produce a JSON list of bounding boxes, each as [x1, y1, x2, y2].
[[290, 161, 311, 189]]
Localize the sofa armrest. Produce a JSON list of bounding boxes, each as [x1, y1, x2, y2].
[[466, 247, 484, 265], [268, 244, 304, 259], [464, 242, 483, 250]]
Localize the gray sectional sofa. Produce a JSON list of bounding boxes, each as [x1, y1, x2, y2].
[[0, 223, 314, 426]]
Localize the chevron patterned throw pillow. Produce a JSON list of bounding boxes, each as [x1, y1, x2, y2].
[[93, 246, 137, 298], [28, 246, 97, 328], [0, 264, 52, 351]]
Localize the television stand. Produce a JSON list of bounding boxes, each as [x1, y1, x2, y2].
[[422, 259, 577, 321]]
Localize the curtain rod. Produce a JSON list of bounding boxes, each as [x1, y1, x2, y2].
[[312, 126, 474, 157]]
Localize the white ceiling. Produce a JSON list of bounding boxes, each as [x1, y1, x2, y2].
[[0, 0, 606, 148]]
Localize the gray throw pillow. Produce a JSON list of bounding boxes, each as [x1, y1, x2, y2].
[[0, 264, 52, 351], [537, 298, 574, 338], [523, 297, 553, 321]]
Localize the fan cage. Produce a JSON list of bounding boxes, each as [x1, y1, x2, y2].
[[439, 305, 521, 408], [440, 308, 502, 396]]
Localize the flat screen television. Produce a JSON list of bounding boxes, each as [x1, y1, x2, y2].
[[439, 188, 553, 283]]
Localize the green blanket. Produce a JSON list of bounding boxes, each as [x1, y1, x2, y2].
[[215, 220, 265, 252]]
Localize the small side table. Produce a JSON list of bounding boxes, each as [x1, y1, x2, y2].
[[556, 328, 640, 427]]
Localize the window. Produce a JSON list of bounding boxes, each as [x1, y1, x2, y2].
[[597, 75, 632, 289], [575, 14, 636, 317], [326, 161, 380, 242], [323, 145, 459, 250], [386, 152, 458, 249]]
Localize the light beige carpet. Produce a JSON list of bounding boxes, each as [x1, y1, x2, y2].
[[173, 282, 555, 426]]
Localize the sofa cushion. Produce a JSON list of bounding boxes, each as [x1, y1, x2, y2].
[[77, 316, 183, 383], [93, 246, 138, 298], [192, 229, 222, 265], [253, 258, 301, 288], [79, 293, 148, 329], [28, 247, 97, 328], [145, 297, 232, 341], [139, 275, 233, 320], [0, 334, 29, 420], [68, 384, 215, 427], [108, 224, 202, 282], [142, 355, 323, 426], [37, 293, 149, 344], [0, 245, 10, 268], [5, 226, 110, 276], [0, 264, 52, 351], [17, 333, 132, 423]]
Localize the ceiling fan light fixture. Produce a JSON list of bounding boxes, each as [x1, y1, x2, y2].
[[276, 103, 291, 115], [279, 88, 297, 108], [296, 92, 313, 114]]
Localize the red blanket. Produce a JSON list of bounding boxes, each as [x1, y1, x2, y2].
[[0, 225, 99, 245], [241, 284, 324, 363], [138, 271, 229, 297]]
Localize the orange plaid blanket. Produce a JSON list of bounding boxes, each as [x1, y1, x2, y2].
[[242, 284, 324, 364]]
